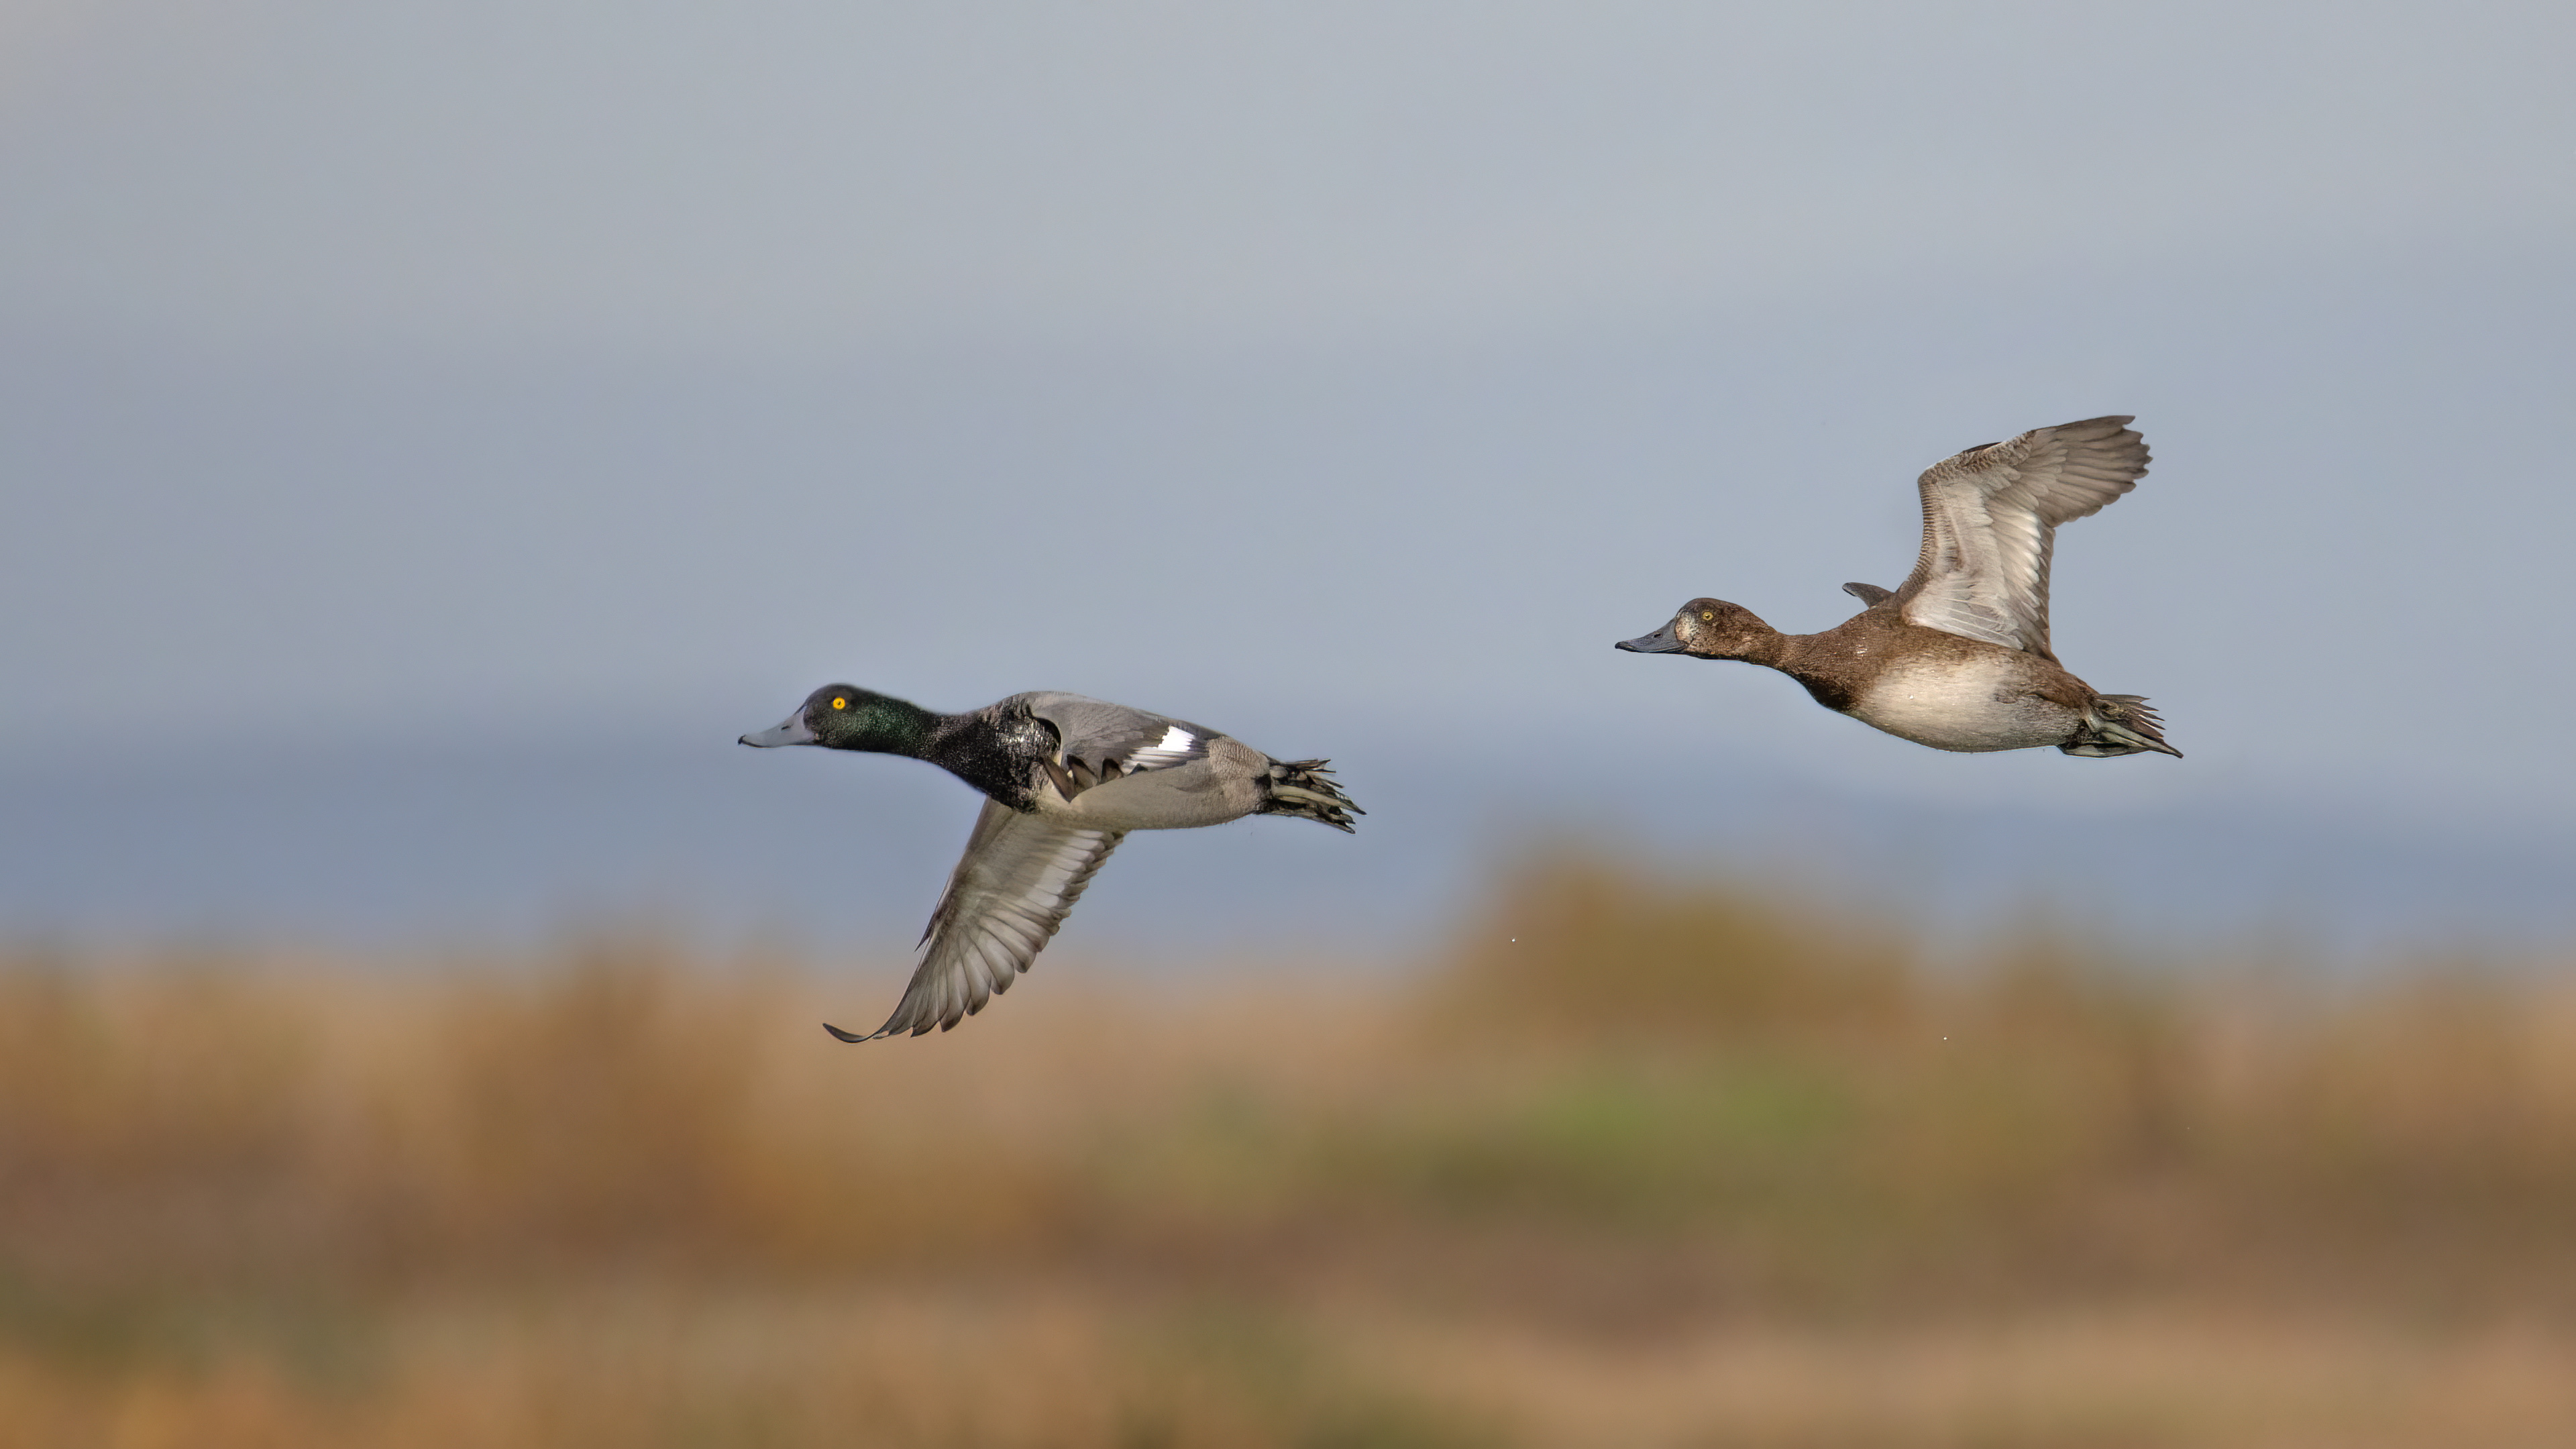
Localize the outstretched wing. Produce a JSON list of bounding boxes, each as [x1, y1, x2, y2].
[[1892, 415, 2148, 657], [826, 800, 1124, 1041]]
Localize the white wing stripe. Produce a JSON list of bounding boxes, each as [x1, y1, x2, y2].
[[1119, 723, 1201, 770]]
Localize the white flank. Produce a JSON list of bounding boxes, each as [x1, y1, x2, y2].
[[1846, 655, 2070, 753]]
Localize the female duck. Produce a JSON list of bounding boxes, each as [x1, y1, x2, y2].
[[1617, 415, 2179, 758], [741, 686, 1358, 1040]]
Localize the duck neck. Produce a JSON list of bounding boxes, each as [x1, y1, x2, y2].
[[1769, 625, 1877, 712], [1721, 620, 1795, 671]]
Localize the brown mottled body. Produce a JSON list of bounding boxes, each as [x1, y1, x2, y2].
[[1647, 596, 2155, 755]]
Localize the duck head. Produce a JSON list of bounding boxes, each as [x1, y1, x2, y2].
[[1615, 598, 1776, 661], [739, 684, 934, 753]]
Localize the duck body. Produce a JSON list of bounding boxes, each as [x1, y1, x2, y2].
[[741, 685, 1358, 1040], [1644, 598, 2161, 755], [1839, 641, 2092, 753], [1617, 415, 2178, 759], [971, 692, 1316, 831]]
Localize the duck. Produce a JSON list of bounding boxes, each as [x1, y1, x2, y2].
[[1616, 415, 2180, 758], [740, 686, 1360, 1040]]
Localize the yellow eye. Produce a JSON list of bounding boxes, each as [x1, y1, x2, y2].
[[830, 697, 848, 709], [1700, 610, 1715, 622]]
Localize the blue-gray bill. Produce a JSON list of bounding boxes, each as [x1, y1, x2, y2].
[[739, 714, 816, 747], [1615, 624, 1686, 654]]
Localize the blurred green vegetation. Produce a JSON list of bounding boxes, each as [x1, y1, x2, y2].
[[3, 855, 2575, 1445]]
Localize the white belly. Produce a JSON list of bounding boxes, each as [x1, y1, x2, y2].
[[1843, 655, 2076, 753]]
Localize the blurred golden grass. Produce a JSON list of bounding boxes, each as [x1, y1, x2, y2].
[[5, 855, 2576, 1446]]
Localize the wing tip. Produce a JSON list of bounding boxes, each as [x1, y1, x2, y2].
[[821, 1021, 875, 1044]]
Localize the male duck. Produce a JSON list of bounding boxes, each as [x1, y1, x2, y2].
[[1617, 415, 2180, 758], [741, 686, 1360, 1040]]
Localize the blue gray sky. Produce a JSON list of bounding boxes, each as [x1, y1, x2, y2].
[[5, 2, 2574, 955]]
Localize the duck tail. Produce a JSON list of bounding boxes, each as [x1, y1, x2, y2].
[[1260, 759, 1363, 832], [2062, 694, 2182, 758]]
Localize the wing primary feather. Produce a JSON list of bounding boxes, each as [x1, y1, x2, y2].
[[1893, 415, 2149, 655], [831, 800, 1127, 1044]]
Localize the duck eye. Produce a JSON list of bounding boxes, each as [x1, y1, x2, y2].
[[1700, 610, 1715, 622], [830, 697, 848, 710]]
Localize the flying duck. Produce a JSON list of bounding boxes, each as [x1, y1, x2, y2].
[[741, 686, 1360, 1040], [1617, 415, 2179, 757]]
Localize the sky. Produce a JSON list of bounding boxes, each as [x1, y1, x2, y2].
[[5, 1, 2573, 957]]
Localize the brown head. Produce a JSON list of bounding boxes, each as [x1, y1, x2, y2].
[[1615, 598, 1778, 661]]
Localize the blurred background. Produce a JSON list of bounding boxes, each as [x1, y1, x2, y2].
[[5, 1, 2576, 1444]]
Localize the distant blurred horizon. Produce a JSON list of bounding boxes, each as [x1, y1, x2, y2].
[[11, 722, 2573, 964]]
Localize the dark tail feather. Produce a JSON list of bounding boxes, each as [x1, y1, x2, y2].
[[1260, 758, 1362, 832], [2062, 694, 2182, 758]]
